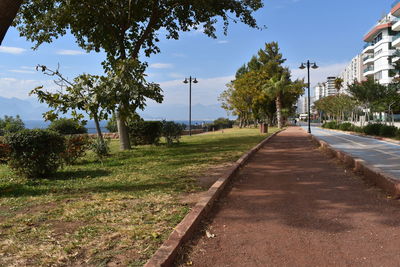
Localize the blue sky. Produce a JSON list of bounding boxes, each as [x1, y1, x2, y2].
[[0, 0, 395, 119]]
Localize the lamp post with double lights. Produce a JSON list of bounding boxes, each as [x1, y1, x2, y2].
[[299, 60, 318, 134], [183, 76, 198, 136]]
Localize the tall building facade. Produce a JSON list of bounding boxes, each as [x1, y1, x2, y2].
[[326, 77, 338, 96], [339, 54, 364, 93], [362, 13, 397, 85]]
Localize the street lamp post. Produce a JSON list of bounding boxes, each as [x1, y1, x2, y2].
[[299, 60, 318, 134], [183, 76, 198, 136]]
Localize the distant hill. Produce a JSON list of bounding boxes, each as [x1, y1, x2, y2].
[[0, 96, 233, 121], [0, 97, 48, 120]]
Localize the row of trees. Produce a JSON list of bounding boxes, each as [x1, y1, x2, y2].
[[314, 77, 400, 124], [1, 0, 264, 150], [219, 42, 305, 128]]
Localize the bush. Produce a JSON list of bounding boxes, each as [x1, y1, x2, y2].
[[338, 122, 354, 131], [213, 117, 234, 130], [322, 121, 339, 129], [48, 118, 87, 135], [0, 137, 11, 164], [5, 129, 65, 178], [61, 135, 92, 165], [90, 138, 110, 159], [0, 115, 25, 136], [128, 120, 162, 145], [106, 115, 118, 133], [363, 123, 383, 136], [379, 125, 397, 137], [396, 128, 400, 140], [162, 121, 185, 145], [352, 126, 364, 133]]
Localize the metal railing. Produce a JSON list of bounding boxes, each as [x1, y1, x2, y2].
[[363, 66, 374, 73], [363, 55, 374, 62]]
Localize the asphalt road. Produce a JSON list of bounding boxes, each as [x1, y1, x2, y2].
[[304, 126, 400, 179]]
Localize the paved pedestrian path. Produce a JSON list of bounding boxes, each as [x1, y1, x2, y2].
[[182, 127, 400, 266], [306, 126, 400, 179]]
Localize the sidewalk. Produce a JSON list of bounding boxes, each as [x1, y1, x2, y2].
[[181, 127, 400, 266]]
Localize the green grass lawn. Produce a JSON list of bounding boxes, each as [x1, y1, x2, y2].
[[0, 127, 277, 266]]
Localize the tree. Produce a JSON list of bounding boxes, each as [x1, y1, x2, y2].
[[0, 115, 25, 136], [334, 77, 344, 92], [347, 77, 387, 123], [0, 0, 23, 45], [16, 0, 263, 150], [220, 42, 304, 128]]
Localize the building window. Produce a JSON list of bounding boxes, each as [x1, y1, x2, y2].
[[374, 71, 382, 80]]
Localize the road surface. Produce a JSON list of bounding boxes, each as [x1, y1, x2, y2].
[[305, 126, 400, 179]]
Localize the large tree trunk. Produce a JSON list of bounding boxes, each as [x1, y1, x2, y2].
[[275, 95, 283, 129], [0, 0, 23, 45], [116, 109, 131, 150]]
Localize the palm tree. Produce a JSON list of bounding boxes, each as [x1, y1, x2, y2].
[[263, 72, 291, 129], [334, 77, 344, 93]]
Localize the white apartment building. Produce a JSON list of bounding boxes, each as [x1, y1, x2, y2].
[[326, 76, 337, 96], [390, 1, 400, 65], [314, 83, 326, 101], [362, 13, 397, 85], [339, 54, 364, 93]]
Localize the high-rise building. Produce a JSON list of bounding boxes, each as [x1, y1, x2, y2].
[[362, 13, 397, 84], [326, 77, 337, 96], [339, 54, 364, 93], [314, 83, 326, 100]]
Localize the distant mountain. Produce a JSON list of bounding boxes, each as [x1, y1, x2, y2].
[[0, 97, 234, 121], [0, 97, 48, 120], [138, 103, 233, 121]]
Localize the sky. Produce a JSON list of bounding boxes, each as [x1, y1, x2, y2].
[[0, 0, 396, 120]]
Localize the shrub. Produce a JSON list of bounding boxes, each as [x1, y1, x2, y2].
[[90, 138, 110, 159], [5, 129, 65, 178], [128, 120, 162, 145], [48, 118, 87, 135], [0, 115, 25, 136], [106, 115, 118, 133], [322, 121, 339, 129], [363, 123, 383, 136], [352, 126, 364, 133], [162, 121, 185, 145], [0, 137, 11, 164], [61, 135, 92, 165], [213, 117, 234, 130], [379, 125, 397, 137], [339, 122, 354, 131], [396, 128, 400, 140]]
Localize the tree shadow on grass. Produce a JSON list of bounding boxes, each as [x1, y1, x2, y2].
[[52, 169, 112, 180], [0, 179, 182, 198]]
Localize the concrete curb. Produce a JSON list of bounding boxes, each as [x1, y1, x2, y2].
[[310, 134, 400, 198], [144, 129, 284, 267]]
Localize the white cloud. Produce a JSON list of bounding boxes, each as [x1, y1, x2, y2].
[[56, 49, 85, 55], [168, 73, 184, 79], [150, 63, 174, 69], [290, 62, 348, 87], [0, 46, 26, 54], [0, 78, 55, 99], [153, 75, 234, 106], [217, 40, 229, 44], [9, 69, 36, 74]]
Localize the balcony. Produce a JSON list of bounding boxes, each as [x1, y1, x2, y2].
[[363, 66, 374, 77], [393, 19, 400, 31], [363, 54, 374, 65], [393, 33, 400, 47], [392, 0, 400, 17], [362, 43, 374, 53]]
